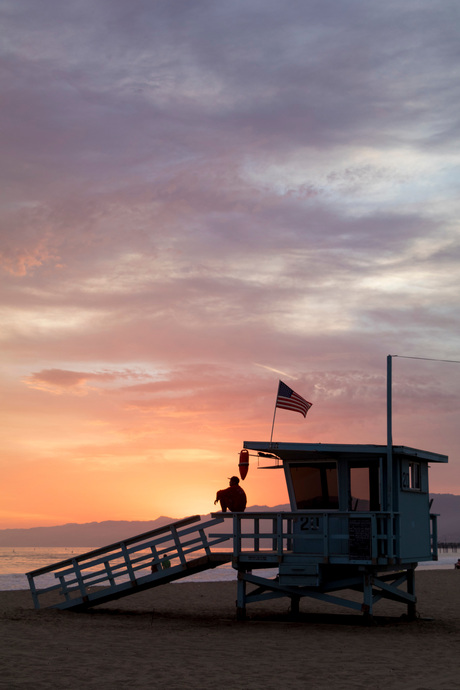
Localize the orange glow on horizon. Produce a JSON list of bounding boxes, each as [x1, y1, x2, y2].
[[0, 459, 290, 529], [1, 363, 459, 530]]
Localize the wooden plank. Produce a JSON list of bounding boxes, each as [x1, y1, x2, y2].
[[54, 551, 234, 610]]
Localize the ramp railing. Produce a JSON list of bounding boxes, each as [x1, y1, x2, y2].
[[27, 515, 230, 610]]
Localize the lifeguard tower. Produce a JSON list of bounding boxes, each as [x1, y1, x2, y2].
[[215, 440, 446, 620]]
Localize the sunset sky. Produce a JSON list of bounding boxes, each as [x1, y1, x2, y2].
[[1, 0, 460, 530]]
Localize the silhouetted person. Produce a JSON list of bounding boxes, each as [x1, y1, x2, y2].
[[214, 476, 247, 512]]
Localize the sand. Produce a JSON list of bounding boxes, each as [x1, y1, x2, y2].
[[1, 571, 459, 690]]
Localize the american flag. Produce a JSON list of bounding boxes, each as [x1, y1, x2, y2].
[[276, 380, 312, 418]]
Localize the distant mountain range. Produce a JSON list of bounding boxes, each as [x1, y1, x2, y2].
[[0, 505, 286, 546], [0, 496, 458, 546], [0, 505, 289, 547]]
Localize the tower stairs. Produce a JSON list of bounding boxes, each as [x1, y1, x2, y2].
[[26, 515, 232, 611]]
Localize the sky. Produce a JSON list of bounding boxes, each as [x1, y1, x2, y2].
[[1, 0, 460, 530]]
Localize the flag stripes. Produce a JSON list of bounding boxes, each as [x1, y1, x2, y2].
[[276, 380, 312, 418]]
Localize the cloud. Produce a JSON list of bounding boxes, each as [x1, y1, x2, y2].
[[23, 367, 154, 394], [1, 0, 460, 526]]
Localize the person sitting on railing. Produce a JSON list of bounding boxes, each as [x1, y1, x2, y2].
[[214, 476, 247, 512]]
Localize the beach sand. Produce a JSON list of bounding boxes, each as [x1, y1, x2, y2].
[[1, 570, 459, 690]]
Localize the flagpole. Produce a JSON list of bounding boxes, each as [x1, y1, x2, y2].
[[269, 381, 280, 446]]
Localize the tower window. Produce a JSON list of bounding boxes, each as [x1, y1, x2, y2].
[[290, 463, 339, 510]]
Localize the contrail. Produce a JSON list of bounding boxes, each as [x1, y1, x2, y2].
[[254, 363, 296, 379]]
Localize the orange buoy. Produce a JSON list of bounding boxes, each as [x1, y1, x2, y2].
[[238, 449, 249, 480]]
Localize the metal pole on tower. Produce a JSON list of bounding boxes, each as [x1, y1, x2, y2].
[[386, 355, 393, 512]]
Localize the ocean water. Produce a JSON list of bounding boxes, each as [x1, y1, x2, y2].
[[0, 546, 458, 592]]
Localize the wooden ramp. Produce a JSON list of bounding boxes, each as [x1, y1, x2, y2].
[[26, 515, 232, 611]]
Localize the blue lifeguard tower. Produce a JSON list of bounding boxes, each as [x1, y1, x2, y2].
[[217, 439, 446, 620]]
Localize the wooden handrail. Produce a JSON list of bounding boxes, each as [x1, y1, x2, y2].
[[27, 515, 201, 577]]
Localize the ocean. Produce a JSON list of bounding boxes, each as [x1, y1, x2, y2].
[[1, 546, 458, 592]]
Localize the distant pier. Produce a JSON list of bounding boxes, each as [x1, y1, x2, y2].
[[438, 542, 460, 552]]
